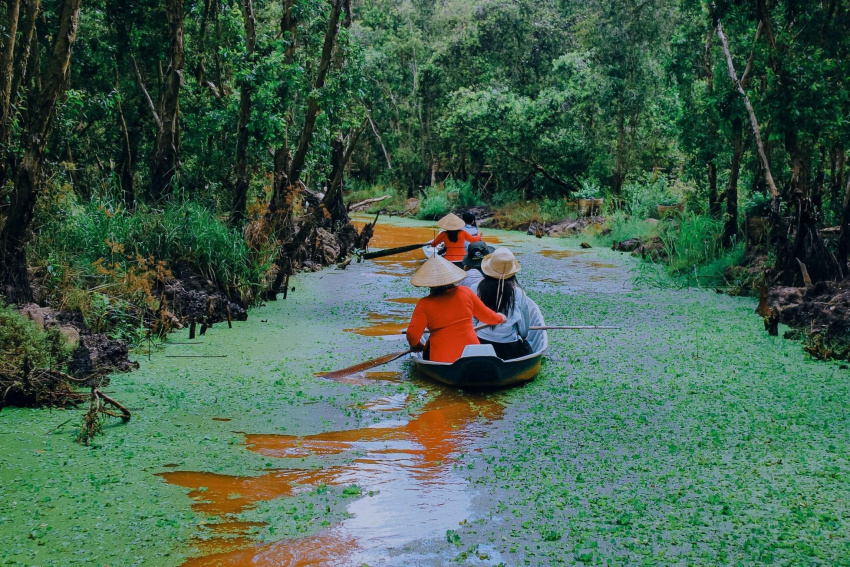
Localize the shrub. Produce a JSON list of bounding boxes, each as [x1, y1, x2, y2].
[[623, 174, 687, 218], [0, 303, 71, 379], [657, 212, 744, 285], [605, 211, 655, 243], [445, 179, 480, 209], [574, 179, 602, 200], [416, 191, 452, 220]]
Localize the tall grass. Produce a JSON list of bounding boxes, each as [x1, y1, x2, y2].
[[656, 212, 744, 287], [34, 200, 269, 293]]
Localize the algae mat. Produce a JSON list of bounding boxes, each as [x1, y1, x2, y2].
[[2, 216, 850, 565]]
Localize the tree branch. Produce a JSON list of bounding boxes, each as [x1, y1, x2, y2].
[[739, 21, 763, 89], [367, 113, 392, 169], [131, 55, 162, 131], [715, 18, 779, 203]]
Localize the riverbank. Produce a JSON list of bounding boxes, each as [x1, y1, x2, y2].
[[2, 216, 849, 565]]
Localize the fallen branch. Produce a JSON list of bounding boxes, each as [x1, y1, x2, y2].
[[349, 195, 390, 212]]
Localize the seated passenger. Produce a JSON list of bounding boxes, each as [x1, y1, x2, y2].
[[406, 256, 506, 363], [461, 211, 482, 250], [459, 241, 494, 289], [431, 213, 481, 268], [471, 248, 533, 360]]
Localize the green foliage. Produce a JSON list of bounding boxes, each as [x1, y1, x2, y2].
[[657, 212, 744, 285], [445, 179, 480, 209], [34, 199, 270, 299], [605, 212, 656, 244], [744, 192, 772, 218], [623, 175, 685, 218], [574, 180, 602, 200], [0, 303, 70, 377], [416, 192, 452, 220]]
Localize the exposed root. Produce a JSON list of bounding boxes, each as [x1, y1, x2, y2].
[[76, 386, 131, 445]]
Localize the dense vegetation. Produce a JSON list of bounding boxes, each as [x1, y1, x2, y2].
[[1, 0, 849, 343]]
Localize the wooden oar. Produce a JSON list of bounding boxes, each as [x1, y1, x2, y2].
[[530, 325, 619, 330], [320, 323, 493, 379], [396, 324, 619, 334], [360, 242, 431, 260], [316, 349, 414, 379]]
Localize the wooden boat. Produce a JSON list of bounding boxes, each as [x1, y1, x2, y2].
[[410, 298, 548, 389]]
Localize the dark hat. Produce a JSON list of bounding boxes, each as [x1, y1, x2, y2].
[[463, 241, 496, 268]]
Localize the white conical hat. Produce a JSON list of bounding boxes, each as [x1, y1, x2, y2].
[[480, 247, 521, 279], [436, 213, 465, 231], [410, 255, 467, 287]]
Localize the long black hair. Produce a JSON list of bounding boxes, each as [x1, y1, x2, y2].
[[430, 284, 456, 296], [477, 275, 518, 316], [446, 230, 460, 242]]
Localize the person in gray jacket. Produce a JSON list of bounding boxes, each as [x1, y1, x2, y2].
[[459, 241, 494, 289], [470, 247, 533, 360]]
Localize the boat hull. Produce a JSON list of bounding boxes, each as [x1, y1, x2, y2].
[[410, 298, 548, 390], [412, 352, 544, 389]]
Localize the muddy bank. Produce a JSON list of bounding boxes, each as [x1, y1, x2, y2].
[[767, 279, 850, 360]]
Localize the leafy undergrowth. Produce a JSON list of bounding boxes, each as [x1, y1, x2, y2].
[[454, 285, 850, 565]]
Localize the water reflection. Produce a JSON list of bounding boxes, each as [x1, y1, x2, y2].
[[163, 375, 504, 566]]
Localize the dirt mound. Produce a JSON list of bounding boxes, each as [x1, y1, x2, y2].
[[530, 216, 606, 237], [69, 334, 138, 378], [767, 280, 850, 360], [162, 266, 248, 326]]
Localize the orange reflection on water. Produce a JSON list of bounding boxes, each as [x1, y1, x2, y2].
[[586, 261, 618, 268], [165, 382, 504, 566], [539, 249, 590, 259], [343, 311, 408, 337]]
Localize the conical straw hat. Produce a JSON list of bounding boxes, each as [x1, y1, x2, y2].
[[410, 255, 467, 287], [480, 247, 521, 279], [437, 213, 465, 231]]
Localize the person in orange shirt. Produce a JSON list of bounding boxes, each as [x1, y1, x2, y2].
[[430, 213, 481, 267], [406, 255, 506, 363]]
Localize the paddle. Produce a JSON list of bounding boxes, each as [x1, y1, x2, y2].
[[396, 324, 620, 334], [530, 325, 619, 330], [360, 242, 431, 260], [319, 323, 493, 379], [316, 349, 414, 379]]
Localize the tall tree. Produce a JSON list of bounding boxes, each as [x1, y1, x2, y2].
[[148, 0, 185, 202], [0, 0, 83, 301], [230, 0, 257, 227]]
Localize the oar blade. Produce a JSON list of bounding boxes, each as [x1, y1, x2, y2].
[[316, 350, 412, 379]]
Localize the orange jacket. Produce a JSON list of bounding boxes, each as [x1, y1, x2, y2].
[[431, 230, 481, 261], [406, 286, 502, 363]]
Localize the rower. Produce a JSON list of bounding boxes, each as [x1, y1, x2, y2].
[[430, 213, 481, 268], [459, 241, 494, 289], [471, 248, 533, 360], [406, 256, 506, 363], [461, 211, 481, 250]]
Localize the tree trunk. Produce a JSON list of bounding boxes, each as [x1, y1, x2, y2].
[[707, 162, 720, 218], [113, 62, 135, 209], [0, 0, 82, 302], [230, 0, 256, 227], [0, 0, 21, 187], [612, 110, 626, 196], [839, 174, 850, 270], [715, 19, 779, 209], [723, 117, 743, 247], [829, 147, 845, 203], [268, 0, 299, 217], [0, 0, 21, 143], [148, 0, 184, 202]]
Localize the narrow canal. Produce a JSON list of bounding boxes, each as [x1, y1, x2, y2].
[[2, 216, 848, 566]]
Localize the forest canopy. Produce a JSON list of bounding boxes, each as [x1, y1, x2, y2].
[[1, 0, 849, 305]]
